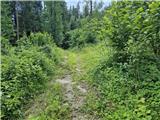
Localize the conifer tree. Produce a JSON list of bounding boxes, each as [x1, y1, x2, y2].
[[1, 2, 14, 39], [44, 1, 68, 46], [84, 1, 89, 17]]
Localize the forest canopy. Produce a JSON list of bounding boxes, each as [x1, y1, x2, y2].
[[1, 0, 104, 47]]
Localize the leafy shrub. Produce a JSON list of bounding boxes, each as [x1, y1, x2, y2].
[[1, 37, 10, 55], [16, 32, 61, 64], [91, 57, 160, 119], [27, 83, 71, 120], [1, 49, 55, 119], [1, 33, 61, 119], [39, 45, 61, 64], [86, 1, 160, 119], [66, 18, 101, 48], [17, 32, 53, 47]]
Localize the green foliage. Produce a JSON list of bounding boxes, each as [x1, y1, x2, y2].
[[17, 32, 53, 46], [1, 37, 11, 55], [17, 32, 61, 64], [16, 1, 43, 35], [81, 1, 160, 119], [43, 1, 68, 46], [1, 1, 160, 119], [85, 56, 160, 119], [1, 2, 14, 39], [67, 18, 101, 48], [1, 33, 61, 119], [27, 83, 71, 120], [2, 51, 47, 119]]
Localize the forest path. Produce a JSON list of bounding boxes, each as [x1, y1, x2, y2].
[[56, 55, 89, 120], [25, 52, 92, 120]]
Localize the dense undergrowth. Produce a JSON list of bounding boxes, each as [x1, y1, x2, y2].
[[66, 18, 101, 48], [1, 1, 160, 120], [74, 1, 160, 120], [1, 33, 64, 119], [76, 42, 159, 119], [26, 82, 71, 120]]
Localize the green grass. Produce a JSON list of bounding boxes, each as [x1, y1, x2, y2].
[[61, 43, 111, 118], [74, 43, 159, 120], [24, 49, 72, 120], [24, 42, 159, 120], [72, 43, 113, 83], [26, 83, 71, 120]]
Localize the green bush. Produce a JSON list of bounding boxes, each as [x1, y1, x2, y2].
[[86, 1, 160, 119], [1, 49, 54, 119], [39, 45, 62, 64], [1, 37, 10, 55], [17, 32, 53, 47], [1, 33, 61, 119], [91, 58, 160, 119], [27, 83, 71, 120], [66, 18, 101, 48]]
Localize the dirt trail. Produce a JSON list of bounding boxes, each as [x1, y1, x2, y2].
[[56, 75, 73, 103], [56, 55, 89, 120], [25, 54, 91, 120]]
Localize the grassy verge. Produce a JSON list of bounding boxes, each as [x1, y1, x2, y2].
[[26, 82, 71, 120], [65, 44, 111, 119], [77, 43, 160, 119], [24, 48, 72, 120]]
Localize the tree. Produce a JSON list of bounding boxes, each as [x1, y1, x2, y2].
[[61, 1, 69, 33], [1, 1, 14, 40], [90, 0, 93, 15], [77, 1, 80, 19], [84, 1, 89, 17], [53, 1, 64, 46], [92, 1, 104, 18], [17, 1, 43, 36], [44, 1, 68, 46], [8, 1, 43, 39], [16, 1, 19, 40]]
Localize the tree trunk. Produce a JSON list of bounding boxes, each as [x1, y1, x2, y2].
[[90, 0, 92, 15], [16, 1, 19, 40]]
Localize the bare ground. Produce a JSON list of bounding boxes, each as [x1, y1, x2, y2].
[[56, 55, 90, 120], [25, 54, 94, 120]]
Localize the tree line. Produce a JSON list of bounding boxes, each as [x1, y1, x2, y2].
[[1, 0, 104, 47]]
